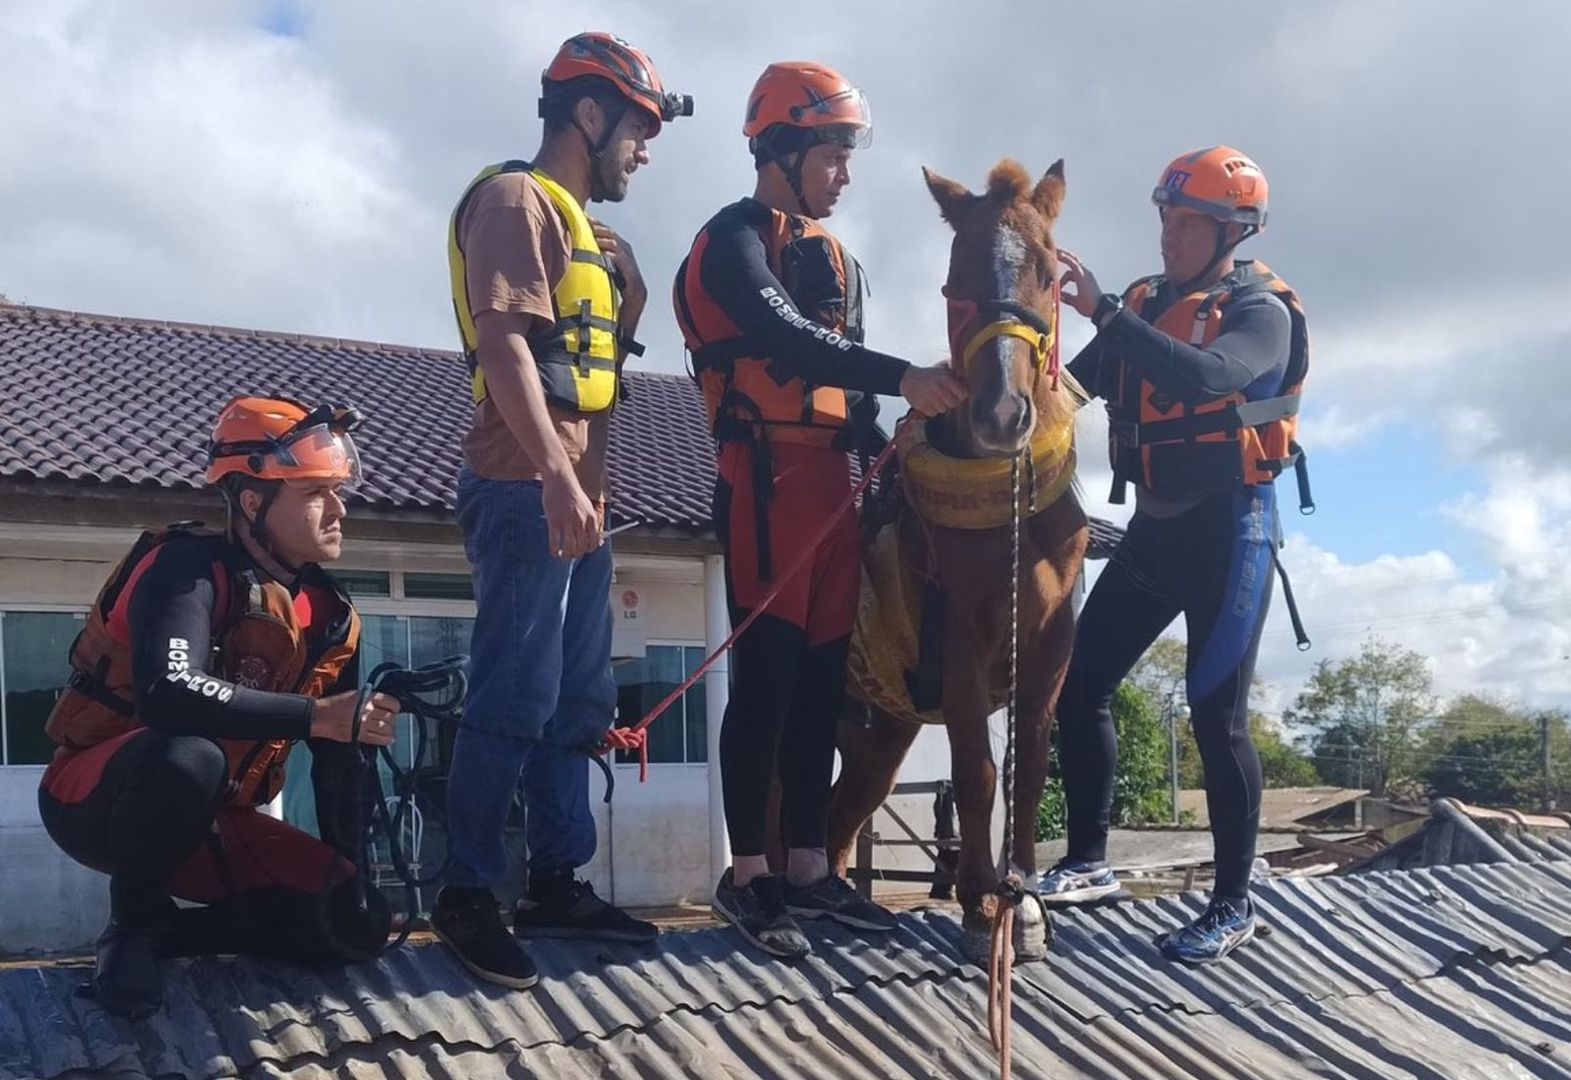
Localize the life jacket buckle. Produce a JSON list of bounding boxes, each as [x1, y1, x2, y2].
[[1109, 420, 1139, 450]]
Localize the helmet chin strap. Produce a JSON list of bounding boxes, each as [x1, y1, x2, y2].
[[573, 100, 628, 204], [757, 138, 815, 217], [1173, 220, 1257, 294], [782, 150, 816, 216], [229, 491, 303, 584]]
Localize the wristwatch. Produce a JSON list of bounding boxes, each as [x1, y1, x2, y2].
[[1092, 293, 1125, 330]]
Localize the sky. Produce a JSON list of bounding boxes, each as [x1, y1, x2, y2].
[[2, 0, 1569, 720]]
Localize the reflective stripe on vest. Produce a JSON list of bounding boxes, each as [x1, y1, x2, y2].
[[448, 161, 620, 414]]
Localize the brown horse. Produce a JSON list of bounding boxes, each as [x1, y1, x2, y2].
[[828, 159, 1089, 963]]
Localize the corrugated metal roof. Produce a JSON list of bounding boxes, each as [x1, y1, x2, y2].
[[4, 861, 1569, 1079]]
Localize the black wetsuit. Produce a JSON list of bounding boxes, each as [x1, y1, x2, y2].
[[1059, 285, 1292, 899]]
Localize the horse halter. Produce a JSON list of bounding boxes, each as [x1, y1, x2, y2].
[[945, 279, 1062, 391]]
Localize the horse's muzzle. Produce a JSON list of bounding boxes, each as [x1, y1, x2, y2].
[[968, 393, 1035, 457]]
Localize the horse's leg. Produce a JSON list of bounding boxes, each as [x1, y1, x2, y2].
[[827, 704, 921, 876], [941, 632, 1001, 964], [1007, 598, 1077, 960], [1012, 600, 1077, 875], [1015, 511, 1091, 875]]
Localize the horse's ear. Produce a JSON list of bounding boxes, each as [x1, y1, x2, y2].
[[1032, 159, 1066, 222], [923, 166, 975, 227]]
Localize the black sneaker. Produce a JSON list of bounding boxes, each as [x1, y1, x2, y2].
[[712, 869, 811, 959], [513, 877, 658, 943], [431, 885, 539, 989], [783, 873, 898, 932], [86, 920, 164, 1020]]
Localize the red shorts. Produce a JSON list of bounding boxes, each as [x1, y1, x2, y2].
[[716, 440, 859, 646]]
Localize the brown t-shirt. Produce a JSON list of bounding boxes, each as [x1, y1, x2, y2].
[[457, 170, 611, 496]]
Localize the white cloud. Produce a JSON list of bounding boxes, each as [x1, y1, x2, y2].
[[1251, 530, 1571, 716], [1299, 403, 1393, 452], [0, 2, 433, 339]]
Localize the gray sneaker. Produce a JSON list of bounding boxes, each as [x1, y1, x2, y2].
[[1039, 858, 1121, 905], [783, 874, 897, 932], [712, 869, 811, 959]]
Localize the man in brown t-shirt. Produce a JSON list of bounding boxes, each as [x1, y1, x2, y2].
[[433, 32, 692, 990]]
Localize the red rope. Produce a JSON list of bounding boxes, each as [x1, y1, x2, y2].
[[988, 899, 1017, 1080], [597, 725, 649, 781], [1048, 277, 1062, 391], [594, 422, 907, 772]]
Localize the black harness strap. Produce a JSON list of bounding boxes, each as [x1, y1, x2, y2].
[[1272, 548, 1311, 651]]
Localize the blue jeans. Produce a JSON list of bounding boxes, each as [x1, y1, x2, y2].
[[445, 469, 616, 888]]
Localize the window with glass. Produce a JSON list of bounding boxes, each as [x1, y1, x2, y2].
[[333, 569, 392, 598], [404, 573, 475, 601], [0, 610, 84, 765], [613, 644, 708, 766]]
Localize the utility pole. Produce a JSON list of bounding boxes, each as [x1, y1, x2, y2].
[[1170, 699, 1180, 825], [1542, 713, 1555, 813], [1168, 690, 1189, 825]]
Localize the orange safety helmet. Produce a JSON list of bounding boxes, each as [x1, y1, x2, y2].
[[743, 61, 871, 148], [1151, 146, 1269, 228], [539, 32, 692, 136], [205, 396, 363, 488]]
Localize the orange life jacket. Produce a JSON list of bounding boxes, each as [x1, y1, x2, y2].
[[1105, 260, 1311, 509], [44, 524, 361, 806], [673, 202, 869, 450]]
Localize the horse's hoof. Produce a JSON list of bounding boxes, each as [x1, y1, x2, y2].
[[1012, 895, 1053, 962]]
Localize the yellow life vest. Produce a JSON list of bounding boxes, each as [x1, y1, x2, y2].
[[447, 161, 621, 414]]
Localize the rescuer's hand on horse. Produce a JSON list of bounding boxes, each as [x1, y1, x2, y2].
[[900, 363, 968, 416], [1055, 249, 1102, 319]]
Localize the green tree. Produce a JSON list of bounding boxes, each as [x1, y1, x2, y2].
[[1039, 681, 1172, 839], [1417, 696, 1571, 808], [1424, 727, 1541, 806], [1110, 681, 1171, 826], [1253, 713, 1320, 787], [1309, 719, 1370, 788], [1286, 636, 1434, 796]]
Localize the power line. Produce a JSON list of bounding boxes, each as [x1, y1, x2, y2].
[[1264, 594, 1571, 643], [1311, 751, 1542, 765]]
